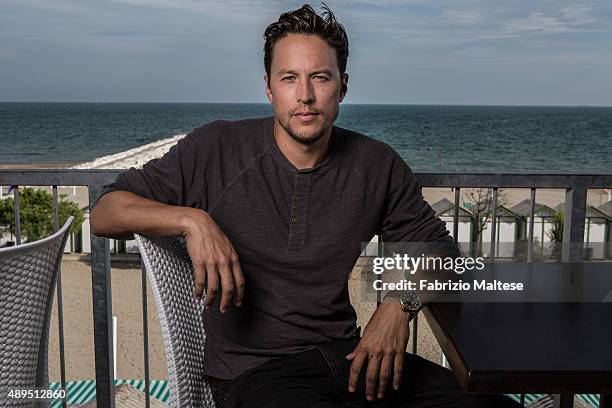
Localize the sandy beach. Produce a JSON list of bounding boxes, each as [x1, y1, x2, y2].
[[70, 134, 186, 170]]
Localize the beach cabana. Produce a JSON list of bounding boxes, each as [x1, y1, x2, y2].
[[597, 200, 612, 259], [585, 206, 611, 259], [478, 205, 523, 258], [430, 198, 473, 243], [553, 203, 611, 260], [511, 199, 557, 256]]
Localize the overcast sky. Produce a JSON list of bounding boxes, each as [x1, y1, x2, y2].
[[1, 0, 611, 105]]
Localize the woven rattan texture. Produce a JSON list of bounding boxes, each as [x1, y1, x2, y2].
[[136, 235, 214, 408], [0, 217, 73, 408]]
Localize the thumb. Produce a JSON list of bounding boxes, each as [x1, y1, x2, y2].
[[193, 263, 206, 301]]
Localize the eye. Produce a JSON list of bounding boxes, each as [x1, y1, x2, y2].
[[313, 75, 328, 80], [282, 75, 296, 81]]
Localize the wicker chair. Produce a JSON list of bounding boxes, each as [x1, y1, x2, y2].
[[135, 234, 215, 408], [0, 216, 74, 408]]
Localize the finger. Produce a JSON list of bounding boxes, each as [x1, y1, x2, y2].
[[365, 352, 382, 401], [348, 348, 367, 393], [393, 353, 404, 391], [218, 258, 234, 313], [377, 354, 393, 399], [193, 262, 206, 301], [346, 344, 359, 360], [204, 263, 219, 310], [231, 254, 245, 307]]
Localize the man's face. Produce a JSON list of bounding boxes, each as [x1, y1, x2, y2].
[[265, 34, 348, 145]]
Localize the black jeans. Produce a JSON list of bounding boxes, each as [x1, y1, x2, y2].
[[213, 337, 522, 408]]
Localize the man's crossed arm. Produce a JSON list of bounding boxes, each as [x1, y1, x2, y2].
[[90, 190, 244, 313]]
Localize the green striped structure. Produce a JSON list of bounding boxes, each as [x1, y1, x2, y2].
[[48, 382, 601, 408], [49, 380, 169, 407], [507, 394, 600, 407]]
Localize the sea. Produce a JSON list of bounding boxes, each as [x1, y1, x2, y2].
[[1, 102, 611, 173]]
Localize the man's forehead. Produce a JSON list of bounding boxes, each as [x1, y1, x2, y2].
[[276, 67, 334, 75], [271, 34, 339, 73]]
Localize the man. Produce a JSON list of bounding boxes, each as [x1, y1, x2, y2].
[[91, 4, 521, 408]]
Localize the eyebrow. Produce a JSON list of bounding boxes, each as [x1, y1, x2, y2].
[[277, 69, 334, 77]]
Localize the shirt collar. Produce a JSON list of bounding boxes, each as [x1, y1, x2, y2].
[[264, 116, 339, 174]]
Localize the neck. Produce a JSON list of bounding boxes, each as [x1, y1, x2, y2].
[[273, 119, 333, 170]]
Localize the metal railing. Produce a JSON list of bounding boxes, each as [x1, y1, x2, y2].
[[1, 169, 611, 408]]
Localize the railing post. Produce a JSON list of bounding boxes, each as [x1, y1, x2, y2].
[[53, 186, 68, 408], [88, 186, 116, 408], [562, 187, 587, 263], [490, 188, 498, 260], [527, 188, 536, 263], [141, 262, 151, 408], [557, 187, 586, 405], [13, 186, 21, 245]]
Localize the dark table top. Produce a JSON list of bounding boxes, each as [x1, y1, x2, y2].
[[423, 302, 612, 394]]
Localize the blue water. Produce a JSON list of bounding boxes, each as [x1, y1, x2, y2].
[[1, 103, 611, 173]]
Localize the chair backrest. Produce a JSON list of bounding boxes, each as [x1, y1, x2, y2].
[[0, 216, 74, 408], [135, 234, 214, 408]]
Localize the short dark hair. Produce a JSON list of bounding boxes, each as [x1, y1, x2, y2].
[[263, 4, 349, 77]]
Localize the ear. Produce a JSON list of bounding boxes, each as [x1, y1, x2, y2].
[[339, 73, 349, 102], [264, 74, 273, 104]]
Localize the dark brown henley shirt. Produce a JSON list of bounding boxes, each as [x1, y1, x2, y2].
[[103, 116, 454, 380]]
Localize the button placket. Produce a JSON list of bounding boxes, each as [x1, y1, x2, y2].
[[288, 171, 311, 250]]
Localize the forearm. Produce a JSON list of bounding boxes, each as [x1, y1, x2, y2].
[[90, 191, 200, 240]]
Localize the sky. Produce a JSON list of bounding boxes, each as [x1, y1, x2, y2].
[[1, 0, 611, 106]]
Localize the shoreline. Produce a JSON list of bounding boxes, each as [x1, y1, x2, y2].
[[0, 133, 186, 171], [70, 134, 186, 169]]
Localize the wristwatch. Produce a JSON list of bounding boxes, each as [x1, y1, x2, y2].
[[383, 290, 422, 319]]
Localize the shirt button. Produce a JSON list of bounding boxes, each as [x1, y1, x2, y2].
[[291, 217, 297, 224]]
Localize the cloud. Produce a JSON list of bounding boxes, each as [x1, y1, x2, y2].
[[443, 9, 482, 25], [105, 0, 284, 19], [3, 0, 96, 14], [503, 5, 597, 34], [2, 0, 611, 104]]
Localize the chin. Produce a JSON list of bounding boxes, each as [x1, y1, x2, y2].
[[288, 127, 326, 145]]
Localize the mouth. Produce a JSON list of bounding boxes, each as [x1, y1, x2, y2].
[[294, 112, 320, 122]]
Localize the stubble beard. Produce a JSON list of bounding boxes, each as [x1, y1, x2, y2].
[[278, 114, 327, 146]]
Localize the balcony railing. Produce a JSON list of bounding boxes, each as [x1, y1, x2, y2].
[[1, 169, 611, 408]]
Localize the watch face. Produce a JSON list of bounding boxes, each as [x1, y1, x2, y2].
[[401, 292, 422, 312]]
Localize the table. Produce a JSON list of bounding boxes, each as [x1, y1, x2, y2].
[[423, 302, 612, 408]]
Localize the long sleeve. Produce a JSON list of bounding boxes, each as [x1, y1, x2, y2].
[[381, 150, 454, 246], [97, 130, 206, 209]]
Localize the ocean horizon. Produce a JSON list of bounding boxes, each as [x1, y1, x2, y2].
[[1, 102, 611, 173]]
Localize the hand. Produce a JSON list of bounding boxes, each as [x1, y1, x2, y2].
[[181, 209, 245, 313], [346, 301, 411, 401]]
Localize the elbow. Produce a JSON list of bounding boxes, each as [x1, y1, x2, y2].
[[90, 193, 116, 237], [89, 206, 107, 237], [90, 193, 134, 240]]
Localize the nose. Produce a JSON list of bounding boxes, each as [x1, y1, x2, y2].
[[296, 77, 314, 105]]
